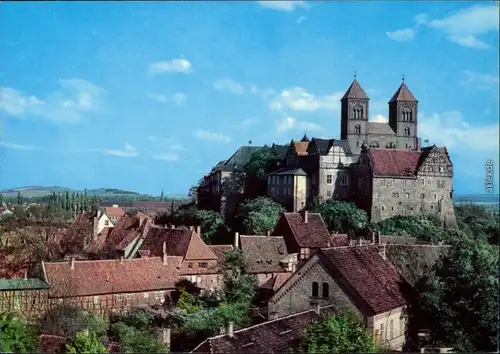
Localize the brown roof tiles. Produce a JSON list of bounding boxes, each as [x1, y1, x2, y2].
[[277, 212, 331, 248], [320, 246, 408, 315], [43, 257, 180, 297], [208, 245, 233, 261], [191, 309, 321, 353], [103, 217, 141, 251], [240, 236, 289, 274], [104, 207, 125, 218], [342, 79, 369, 100], [389, 82, 418, 103], [292, 141, 309, 156], [367, 148, 421, 177]]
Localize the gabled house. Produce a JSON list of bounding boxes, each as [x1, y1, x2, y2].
[[103, 206, 125, 224], [272, 211, 332, 261], [133, 226, 222, 290], [268, 245, 409, 350], [191, 306, 336, 353], [100, 216, 145, 259], [93, 209, 114, 232], [38, 256, 181, 314]]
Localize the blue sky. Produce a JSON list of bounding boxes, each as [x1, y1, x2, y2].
[[0, 1, 498, 196]]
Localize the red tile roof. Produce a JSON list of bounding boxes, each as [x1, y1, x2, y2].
[[329, 234, 349, 247], [191, 309, 321, 353], [104, 207, 125, 218], [240, 236, 288, 274], [139, 228, 217, 260], [341, 79, 369, 100], [208, 245, 233, 261], [39, 334, 66, 354], [260, 273, 293, 291], [320, 246, 408, 315], [389, 82, 418, 103], [277, 212, 331, 248], [103, 217, 140, 251], [367, 149, 421, 177], [132, 201, 170, 210], [43, 257, 180, 297]]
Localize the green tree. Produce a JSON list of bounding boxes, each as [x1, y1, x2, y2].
[[236, 197, 284, 235], [17, 191, 23, 206], [160, 190, 164, 201], [374, 215, 449, 243], [408, 236, 499, 352], [0, 192, 4, 206], [113, 322, 168, 353], [244, 147, 279, 198], [455, 203, 499, 244], [66, 330, 107, 353], [168, 208, 226, 244], [313, 200, 368, 233], [298, 312, 379, 353], [176, 289, 201, 314], [0, 312, 38, 353]]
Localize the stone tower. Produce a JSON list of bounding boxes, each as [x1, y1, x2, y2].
[[388, 80, 420, 151], [340, 78, 370, 155]]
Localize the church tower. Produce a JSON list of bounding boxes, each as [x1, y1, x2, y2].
[[388, 79, 420, 151], [340, 77, 369, 155]]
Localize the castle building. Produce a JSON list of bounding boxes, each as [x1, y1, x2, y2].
[[266, 78, 456, 226]]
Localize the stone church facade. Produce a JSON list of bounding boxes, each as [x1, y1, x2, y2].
[[266, 78, 456, 227]]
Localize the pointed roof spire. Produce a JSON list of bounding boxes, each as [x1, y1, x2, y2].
[[301, 133, 310, 142], [342, 77, 369, 100], [389, 79, 418, 103]]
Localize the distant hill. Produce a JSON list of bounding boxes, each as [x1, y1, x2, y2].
[[0, 186, 155, 198], [454, 194, 500, 204]]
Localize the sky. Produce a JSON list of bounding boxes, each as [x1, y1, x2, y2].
[[0, 1, 498, 196]]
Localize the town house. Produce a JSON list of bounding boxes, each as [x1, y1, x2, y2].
[[268, 245, 410, 351], [0, 275, 50, 319]]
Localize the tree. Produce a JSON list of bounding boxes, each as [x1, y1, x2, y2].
[[0, 312, 38, 353], [160, 190, 164, 201], [166, 208, 227, 244], [40, 305, 107, 338], [407, 237, 498, 352], [313, 200, 368, 233], [17, 191, 23, 206], [298, 312, 379, 353], [113, 322, 168, 353], [244, 147, 279, 198], [66, 330, 107, 353], [374, 215, 449, 243], [236, 197, 284, 235], [0, 192, 3, 206], [455, 203, 499, 244]]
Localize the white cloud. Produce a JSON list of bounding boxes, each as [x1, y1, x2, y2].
[[88, 143, 138, 158], [258, 0, 309, 12], [422, 5, 499, 49], [147, 92, 186, 105], [214, 78, 245, 95], [276, 116, 323, 135], [386, 28, 415, 42], [0, 141, 39, 150], [193, 130, 231, 143], [0, 79, 105, 123], [462, 70, 499, 91], [270, 87, 343, 112], [370, 114, 388, 123], [419, 111, 499, 152], [148, 59, 192, 75], [146, 137, 184, 161], [152, 152, 180, 162]]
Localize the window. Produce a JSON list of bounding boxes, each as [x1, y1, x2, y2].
[[389, 319, 394, 339], [126, 294, 133, 301], [340, 174, 348, 186], [326, 174, 333, 184], [287, 187, 292, 195], [32, 296, 37, 305], [420, 193, 425, 199], [386, 142, 395, 149], [354, 124, 361, 134], [427, 179, 431, 185], [267, 177, 271, 185], [430, 205, 434, 210], [143, 292, 149, 298], [405, 193, 410, 199], [433, 194, 437, 200], [322, 283, 329, 298], [353, 107, 363, 119], [188, 262, 193, 269], [420, 178, 425, 185], [326, 190, 332, 197], [392, 192, 399, 198], [381, 206, 385, 211], [439, 167, 445, 173], [115, 294, 123, 302], [93, 296, 100, 305], [154, 291, 163, 300], [104, 220, 109, 226], [312, 282, 319, 297], [199, 262, 208, 268], [404, 127, 410, 136], [380, 324, 385, 340], [399, 316, 405, 335]]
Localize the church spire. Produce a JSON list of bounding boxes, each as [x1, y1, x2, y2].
[[389, 79, 418, 103], [341, 77, 369, 100], [301, 133, 310, 142]]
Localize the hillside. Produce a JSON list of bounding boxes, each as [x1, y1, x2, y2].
[[0, 186, 154, 198], [454, 194, 500, 205]]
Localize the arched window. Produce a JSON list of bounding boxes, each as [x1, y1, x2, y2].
[[353, 107, 364, 119], [386, 142, 395, 149], [402, 109, 413, 121], [354, 125, 361, 134], [369, 142, 380, 148], [322, 283, 329, 298], [312, 282, 319, 297], [404, 127, 410, 136]]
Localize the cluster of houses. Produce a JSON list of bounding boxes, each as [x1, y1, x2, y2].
[[0, 205, 450, 352]]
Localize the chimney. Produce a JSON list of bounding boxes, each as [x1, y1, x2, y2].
[[372, 231, 376, 244], [171, 224, 175, 229], [23, 269, 28, 280], [359, 237, 362, 246], [375, 231, 380, 245], [189, 226, 194, 231], [161, 328, 171, 350], [304, 211, 309, 224], [70, 257, 76, 270], [196, 226, 201, 236], [165, 224, 169, 229], [162, 241, 168, 265], [234, 232, 239, 249], [227, 321, 234, 338], [97, 209, 102, 218], [266, 230, 271, 236], [120, 256, 124, 263], [381, 244, 386, 260], [315, 303, 321, 314]]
